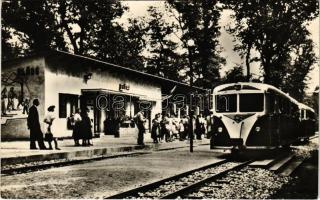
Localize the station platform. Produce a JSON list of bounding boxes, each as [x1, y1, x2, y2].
[[1, 134, 210, 166]]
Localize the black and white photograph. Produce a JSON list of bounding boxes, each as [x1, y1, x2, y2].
[[0, 0, 319, 199]]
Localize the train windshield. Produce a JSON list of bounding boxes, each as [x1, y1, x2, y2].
[[239, 93, 264, 112], [216, 94, 237, 113]]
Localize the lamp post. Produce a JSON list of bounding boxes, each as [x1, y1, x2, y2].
[[187, 39, 195, 153]]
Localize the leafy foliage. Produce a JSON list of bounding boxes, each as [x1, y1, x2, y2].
[[144, 6, 182, 80], [223, 0, 319, 100], [166, 0, 226, 88], [1, 0, 146, 70], [222, 66, 247, 84]]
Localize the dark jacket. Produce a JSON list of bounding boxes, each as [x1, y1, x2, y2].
[[81, 115, 93, 139], [27, 105, 42, 139]]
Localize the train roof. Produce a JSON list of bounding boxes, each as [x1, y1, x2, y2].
[[298, 103, 315, 112], [214, 82, 301, 105]]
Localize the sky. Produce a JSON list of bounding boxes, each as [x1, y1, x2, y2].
[[120, 1, 319, 94]]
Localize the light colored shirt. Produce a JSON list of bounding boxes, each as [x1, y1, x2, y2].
[[44, 113, 55, 131], [74, 113, 82, 122]]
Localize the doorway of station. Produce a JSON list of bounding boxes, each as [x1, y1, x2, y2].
[[80, 89, 154, 137]]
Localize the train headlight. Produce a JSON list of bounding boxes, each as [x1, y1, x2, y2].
[[218, 127, 223, 133], [255, 126, 261, 132]]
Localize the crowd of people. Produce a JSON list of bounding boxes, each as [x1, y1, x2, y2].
[[27, 99, 61, 150], [25, 98, 212, 150], [68, 108, 93, 146], [135, 111, 212, 146], [26, 98, 94, 150], [151, 113, 209, 143]]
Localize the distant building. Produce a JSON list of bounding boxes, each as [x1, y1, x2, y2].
[[1, 50, 205, 140]]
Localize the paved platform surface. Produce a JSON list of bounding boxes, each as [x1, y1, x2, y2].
[[1, 134, 210, 166], [1, 145, 222, 199]]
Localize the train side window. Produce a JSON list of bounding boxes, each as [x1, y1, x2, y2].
[[277, 97, 283, 114], [281, 98, 289, 114], [301, 109, 306, 120], [291, 103, 299, 118], [306, 110, 315, 120], [267, 94, 275, 113]]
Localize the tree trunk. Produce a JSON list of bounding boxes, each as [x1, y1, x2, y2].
[[245, 43, 252, 81]]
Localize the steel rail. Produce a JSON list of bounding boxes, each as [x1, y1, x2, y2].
[[106, 159, 229, 199]]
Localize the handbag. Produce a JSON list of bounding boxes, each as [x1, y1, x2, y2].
[[44, 127, 53, 141]]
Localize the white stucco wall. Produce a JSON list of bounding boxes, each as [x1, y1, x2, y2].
[[44, 58, 162, 137]]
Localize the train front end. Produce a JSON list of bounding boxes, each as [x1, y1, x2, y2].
[[210, 83, 270, 150]]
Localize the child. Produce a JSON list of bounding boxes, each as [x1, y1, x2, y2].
[[44, 105, 60, 150]]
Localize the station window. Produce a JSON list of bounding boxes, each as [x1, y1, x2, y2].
[[59, 93, 79, 118]]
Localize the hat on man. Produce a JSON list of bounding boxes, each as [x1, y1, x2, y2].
[[48, 105, 55, 112]]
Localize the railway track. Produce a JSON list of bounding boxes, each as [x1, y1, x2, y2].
[[107, 147, 312, 199], [106, 159, 252, 199]]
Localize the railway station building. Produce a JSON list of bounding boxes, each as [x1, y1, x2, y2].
[[1, 50, 206, 140]]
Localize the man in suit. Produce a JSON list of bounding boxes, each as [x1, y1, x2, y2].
[[27, 99, 46, 150]]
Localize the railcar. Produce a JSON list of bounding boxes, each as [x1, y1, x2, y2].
[[210, 82, 316, 150], [298, 103, 316, 142]]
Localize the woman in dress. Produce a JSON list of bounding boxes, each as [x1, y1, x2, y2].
[[81, 108, 93, 146], [72, 108, 82, 146], [44, 105, 60, 150], [151, 114, 161, 143]]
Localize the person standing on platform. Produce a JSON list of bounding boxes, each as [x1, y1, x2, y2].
[[72, 108, 82, 146], [182, 115, 190, 140], [81, 108, 93, 146], [151, 113, 161, 143], [178, 119, 185, 141], [44, 106, 60, 150], [135, 110, 146, 145], [114, 115, 121, 138], [195, 115, 202, 140], [1, 87, 8, 116], [27, 99, 46, 150], [163, 113, 171, 142]]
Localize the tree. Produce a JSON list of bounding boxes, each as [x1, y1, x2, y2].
[[1, 0, 148, 70], [303, 85, 319, 115], [1, 21, 21, 60], [166, 0, 225, 88], [54, 0, 127, 56], [222, 66, 246, 83], [123, 18, 148, 71], [2, 0, 67, 53], [145, 6, 182, 80], [282, 38, 316, 101], [223, 0, 318, 98]]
